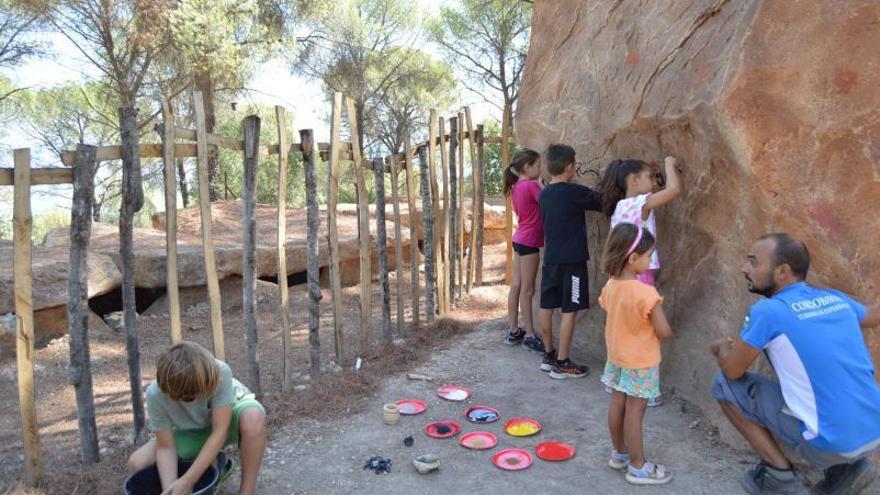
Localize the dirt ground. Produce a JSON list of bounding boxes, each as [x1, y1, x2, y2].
[[0, 243, 509, 493], [252, 318, 758, 495], [1, 241, 832, 494]]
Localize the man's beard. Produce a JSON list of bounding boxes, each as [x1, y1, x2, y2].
[[746, 277, 776, 298]]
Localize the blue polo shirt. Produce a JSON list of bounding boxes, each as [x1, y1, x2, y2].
[[740, 282, 880, 454]]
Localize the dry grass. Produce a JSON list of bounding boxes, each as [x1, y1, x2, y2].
[[264, 318, 466, 424]]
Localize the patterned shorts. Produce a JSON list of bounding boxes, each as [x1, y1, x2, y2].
[[601, 361, 660, 399]]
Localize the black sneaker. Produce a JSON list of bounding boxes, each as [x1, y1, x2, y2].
[[522, 335, 545, 353], [540, 349, 557, 372], [549, 359, 590, 379], [504, 327, 526, 345], [740, 461, 806, 495], [815, 458, 877, 495]]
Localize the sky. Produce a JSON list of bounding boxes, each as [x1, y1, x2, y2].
[[0, 2, 499, 215]]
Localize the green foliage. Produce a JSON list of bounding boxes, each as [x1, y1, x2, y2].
[[208, 102, 360, 208], [17, 80, 119, 155], [31, 210, 70, 245], [427, 0, 531, 110], [168, 0, 295, 90], [296, 0, 457, 155], [480, 119, 514, 197]]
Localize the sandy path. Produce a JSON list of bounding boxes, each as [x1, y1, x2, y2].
[[252, 318, 751, 495]]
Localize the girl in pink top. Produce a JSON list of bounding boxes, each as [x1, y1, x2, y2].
[[503, 149, 545, 352]]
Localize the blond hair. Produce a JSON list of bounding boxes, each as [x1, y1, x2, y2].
[[156, 341, 220, 401]]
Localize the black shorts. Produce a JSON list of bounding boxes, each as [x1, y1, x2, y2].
[[512, 242, 540, 256], [540, 262, 589, 313]]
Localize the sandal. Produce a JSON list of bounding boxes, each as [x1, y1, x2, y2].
[[608, 450, 629, 471], [626, 461, 673, 485]]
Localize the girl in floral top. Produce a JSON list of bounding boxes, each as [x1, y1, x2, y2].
[[598, 156, 681, 286], [599, 223, 674, 486]]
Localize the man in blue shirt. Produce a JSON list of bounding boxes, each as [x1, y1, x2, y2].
[[711, 233, 880, 495]]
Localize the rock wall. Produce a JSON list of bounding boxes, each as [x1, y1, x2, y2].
[[517, 0, 880, 441]]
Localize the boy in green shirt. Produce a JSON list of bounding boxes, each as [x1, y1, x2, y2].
[[127, 341, 266, 495]]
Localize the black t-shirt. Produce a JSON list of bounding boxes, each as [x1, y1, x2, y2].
[[538, 182, 602, 264]]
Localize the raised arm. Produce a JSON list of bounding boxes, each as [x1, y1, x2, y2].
[[643, 156, 682, 217]]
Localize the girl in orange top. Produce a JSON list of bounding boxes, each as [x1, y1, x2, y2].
[[598, 223, 674, 486]]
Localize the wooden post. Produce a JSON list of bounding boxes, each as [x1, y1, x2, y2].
[[427, 110, 441, 318], [118, 105, 146, 446], [242, 115, 262, 396], [374, 158, 392, 343], [501, 102, 513, 284], [13, 148, 42, 485], [448, 116, 459, 303], [476, 124, 486, 286], [68, 144, 99, 465], [274, 106, 293, 393], [389, 155, 405, 335], [464, 107, 479, 293], [403, 137, 420, 327], [193, 91, 225, 359], [346, 97, 371, 356], [417, 144, 436, 321], [300, 129, 322, 378], [457, 110, 465, 301], [438, 116, 450, 313], [327, 92, 345, 363], [160, 102, 182, 344]]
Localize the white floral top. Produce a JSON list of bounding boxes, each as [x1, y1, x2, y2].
[[610, 193, 659, 270]]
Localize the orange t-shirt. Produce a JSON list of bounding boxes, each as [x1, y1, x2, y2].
[[598, 278, 664, 369]]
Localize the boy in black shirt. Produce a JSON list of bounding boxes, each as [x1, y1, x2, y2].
[[538, 144, 602, 379]]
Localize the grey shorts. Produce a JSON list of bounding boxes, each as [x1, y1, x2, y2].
[[711, 371, 860, 469]]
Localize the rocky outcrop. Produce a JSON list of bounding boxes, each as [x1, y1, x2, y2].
[[0, 199, 508, 347], [517, 0, 880, 441]]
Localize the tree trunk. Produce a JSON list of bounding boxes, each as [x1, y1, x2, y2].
[[476, 125, 486, 286], [242, 115, 261, 396], [300, 129, 322, 379], [118, 105, 146, 446], [194, 71, 220, 201], [389, 156, 405, 336], [403, 137, 420, 328], [68, 144, 99, 464], [177, 158, 189, 208], [448, 117, 458, 302], [418, 145, 436, 320], [374, 158, 392, 343]]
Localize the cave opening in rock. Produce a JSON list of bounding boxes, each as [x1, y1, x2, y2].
[[88, 287, 167, 318], [257, 270, 308, 287]]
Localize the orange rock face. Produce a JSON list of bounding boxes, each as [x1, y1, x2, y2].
[[517, 0, 880, 438]]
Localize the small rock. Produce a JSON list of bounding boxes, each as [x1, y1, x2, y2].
[[689, 419, 701, 429]]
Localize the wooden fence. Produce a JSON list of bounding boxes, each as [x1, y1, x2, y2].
[[0, 90, 519, 486]]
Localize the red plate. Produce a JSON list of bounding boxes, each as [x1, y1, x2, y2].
[[492, 448, 533, 471], [395, 399, 427, 415], [504, 417, 542, 437], [423, 420, 462, 439], [458, 431, 498, 450], [535, 441, 576, 461], [463, 405, 500, 424], [437, 385, 471, 401]]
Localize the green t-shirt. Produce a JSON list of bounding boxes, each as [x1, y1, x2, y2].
[[146, 360, 251, 432]]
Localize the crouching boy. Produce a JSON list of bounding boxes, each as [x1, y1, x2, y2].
[[127, 341, 266, 495]]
